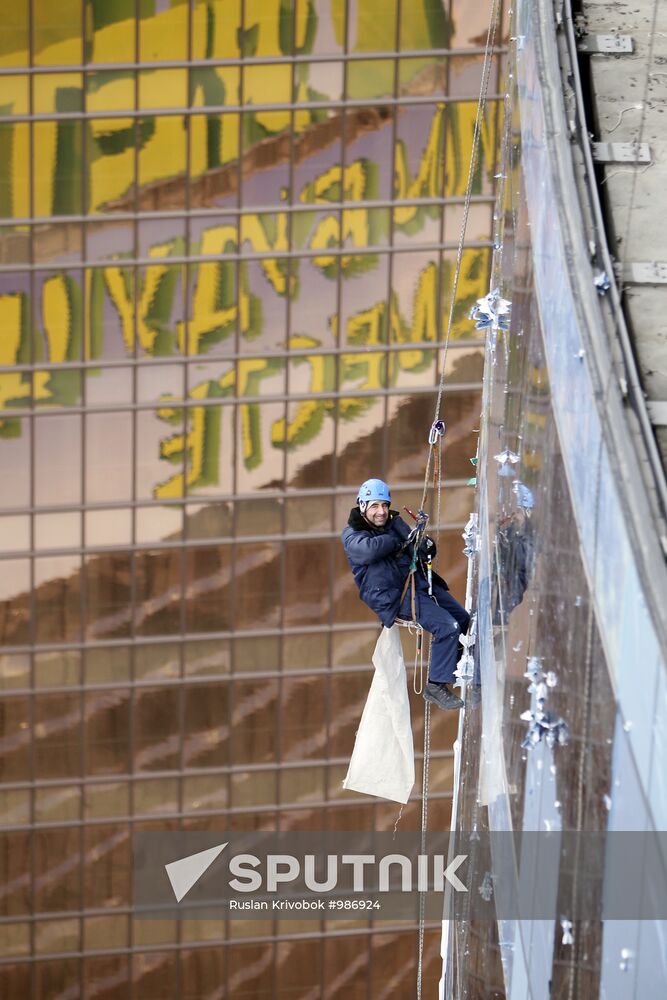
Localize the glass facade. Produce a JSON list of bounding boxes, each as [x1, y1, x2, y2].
[[0, 2, 506, 995]]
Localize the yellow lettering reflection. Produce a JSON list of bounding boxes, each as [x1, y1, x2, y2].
[[0, 295, 31, 426], [104, 242, 182, 355], [271, 335, 336, 448]]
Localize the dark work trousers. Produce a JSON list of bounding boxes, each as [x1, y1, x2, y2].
[[399, 588, 470, 684]]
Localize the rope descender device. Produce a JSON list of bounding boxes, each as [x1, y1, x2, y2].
[[428, 419, 446, 446]]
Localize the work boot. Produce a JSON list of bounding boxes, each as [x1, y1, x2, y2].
[[423, 681, 464, 710]]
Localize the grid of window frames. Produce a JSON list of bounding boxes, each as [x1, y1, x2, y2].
[[0, 0, 506, 996]]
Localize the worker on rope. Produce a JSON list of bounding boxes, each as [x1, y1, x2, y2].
[[342, 478, 470, 710]]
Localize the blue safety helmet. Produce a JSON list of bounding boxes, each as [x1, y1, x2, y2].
[[357, 478, 391, 507]]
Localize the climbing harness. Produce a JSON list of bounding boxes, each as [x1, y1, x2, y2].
[[395, 506, 430, 695]]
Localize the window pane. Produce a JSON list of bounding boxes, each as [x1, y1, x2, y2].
[[185, 545, 231, 633], [134, 549, 183, 637], [85, 550, 132, 640], [134, 687, 180, 772], [85, 687, 130, 775], [183, 682, 229, 769], [34, 555, 81, 644], [34, 415, 82, 506]]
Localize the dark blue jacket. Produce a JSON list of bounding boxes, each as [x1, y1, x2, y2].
[[341, 507, 449, 627]]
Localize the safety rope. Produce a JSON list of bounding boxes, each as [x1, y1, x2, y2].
[[418, 0, 501, 516], [414, 0, 501, 996]]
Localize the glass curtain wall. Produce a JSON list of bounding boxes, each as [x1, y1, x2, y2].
[[0, 1, 505, 996]]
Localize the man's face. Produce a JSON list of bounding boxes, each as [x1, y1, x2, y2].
[[364, 500, 389, 527]]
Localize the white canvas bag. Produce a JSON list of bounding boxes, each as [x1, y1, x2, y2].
[[343, 625, 415, 804]]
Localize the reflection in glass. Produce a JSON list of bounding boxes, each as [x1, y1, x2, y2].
[[86, 411, 133, 503], [134, 687, 180, 772], [139, 0, 189, 61], [34, 414, 82, 506], [231, 679, 279, 765], [84, 549, 132, 640], [233, 541, 281, 629], [134, 548, 183, 637], [183, 682, 229, 769], [185, 544, 232, 633], [34, 555, 81, 644], [84, 508, 132, 548], [35, 648, 80, 688]]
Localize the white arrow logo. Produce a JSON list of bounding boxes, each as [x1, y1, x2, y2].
[[165, 843, 227, 902]]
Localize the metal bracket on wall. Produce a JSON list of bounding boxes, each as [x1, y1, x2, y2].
[[647, 402, 667, 427], [592, 142, 651, 163], [622, 262, 667, 284], [577, 34, 634, 54]]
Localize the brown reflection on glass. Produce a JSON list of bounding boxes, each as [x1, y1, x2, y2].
[[389, 390, 481, 482], [183, 682, 229, 770], [35, 915, 79, 955], [370, 931, 418, 995], [33, 961, 80, 1000], [35, 555, 82, 644], [284, 631, 329, 671], [0, 561, 31, 646], [0, 920, 29, 959], [276, 940, 323, 995], [133, 687, 180, 772], [332, 621, 380, 667], [85, 645, 131, 686], [332, 540, 374, 625], [180, 947, 225, 997], [280, 765, 325, 805], [134, 778, 179, 818], [135, 642, 180, 682], [84, 687, 130, 776], [0, 696, 29, 784], [183, 774, 228, 814], [0, 833, 30, 921], [34, 692, 81, 779], [131, 951, 178, 1000], [323, 934, 368, 998], [281, 676, 327, 761], [235, 634, 279, 673], [185, 637, 231, 677], [328, 672, 371, 758], [82, 822, 129, 909], [231, 679, 279, 765], [185, 544, 231, 633], [84, 913, 129, 954], [134, 548, 183, 637], [185, 502, 233, 541], [228, 942, 275, 998], [84, 783, 130, 821], [0, 651, 30, 692], [85, 550, 132, 641], [284, 538, 332, 627], [231, 768, 276, 808], [82, 954, 130, 1000], [236, 497, 282, 537], [34, 827, 82, 912], [233, 541, 281, 630], [33, 223, 83, 263]]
